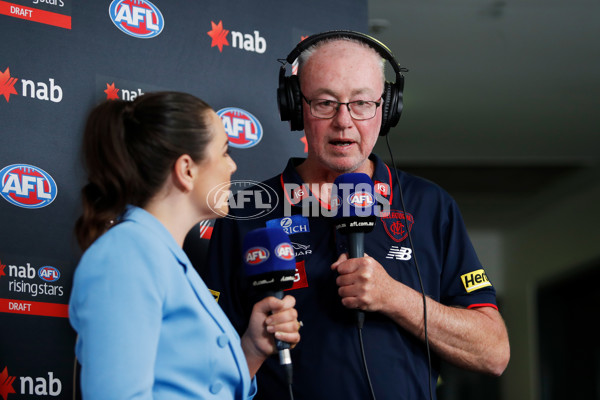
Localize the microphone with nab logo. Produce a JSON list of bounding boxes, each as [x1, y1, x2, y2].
[[242, 227, 297, 384], [332, 173, 377, 328]]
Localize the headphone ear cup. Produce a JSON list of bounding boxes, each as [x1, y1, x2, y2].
[[379, 82, 393, 136], [278, 68, 292, 121], [277, 72, 304, 131], [287, 74, 303, 131], [379, 81, 403, 136]]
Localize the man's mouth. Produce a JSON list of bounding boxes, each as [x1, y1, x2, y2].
[[330, 140, 354, 147]]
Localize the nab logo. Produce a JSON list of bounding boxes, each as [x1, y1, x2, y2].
[[0, 366, 63, 397], [0, 66, 63, 103], [207, 20, 267, 53], [0, 366, 16, 398], [348, 191, 374, 208], [218, 107, 263, 149], [103, 82, 145, 101], [245, 247, 269, 265], [0, 164, 58, 209], [109, 0, 164, 39], [1, 67, 18, 101], [275, 243, 294, 261], [38, 266, 61, 283]]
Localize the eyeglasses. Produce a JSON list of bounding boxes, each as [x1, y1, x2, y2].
[[301, 92, 383, 121]]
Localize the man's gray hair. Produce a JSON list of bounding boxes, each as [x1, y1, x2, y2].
[[296, 37, 386, 85]]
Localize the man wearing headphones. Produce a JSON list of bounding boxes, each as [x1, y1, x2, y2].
[[201, 31, 510, 400]]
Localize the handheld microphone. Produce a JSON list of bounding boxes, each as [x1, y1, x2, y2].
[[242, 227, 297, 384], [333, 173, 377, 328]]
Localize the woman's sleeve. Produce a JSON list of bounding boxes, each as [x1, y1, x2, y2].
[[69, 235, 165, 400]]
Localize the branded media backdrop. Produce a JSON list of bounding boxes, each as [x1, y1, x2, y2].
[[0, 1, 366, 398]]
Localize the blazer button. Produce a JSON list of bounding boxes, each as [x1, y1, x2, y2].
[[210, 381, 224, 394], [217, 334, 230, 348]]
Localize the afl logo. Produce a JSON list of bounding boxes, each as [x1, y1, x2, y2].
[[275, 243, 294, 261], [109, 0, 164, 39], [348, 191, 374, 208], [218, 107, 263, 149], [0, 164, 58, 209], [39, 266, 61, 282], [245, 247, 270, 265]]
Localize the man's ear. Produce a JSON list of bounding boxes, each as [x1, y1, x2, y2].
[[172, 154, 196, 192]]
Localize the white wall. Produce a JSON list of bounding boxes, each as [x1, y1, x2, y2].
[[501, 167, 600, 399]]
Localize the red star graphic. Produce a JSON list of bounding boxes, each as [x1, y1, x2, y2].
[[104, 82, 120, 100], [300, 136, 308, 153], [0, 366, 16, 400], [207, 20, 229, 52], [0, 67, 18, 102], [0, 260, 6, 278]]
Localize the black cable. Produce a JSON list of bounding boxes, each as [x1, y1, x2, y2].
[[385, 133, 434, 400], [357, 312, 377, 400], [270, 291, 294, 400], [282, 361, 294, 400]]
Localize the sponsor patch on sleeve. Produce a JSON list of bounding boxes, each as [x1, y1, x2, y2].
[[209, 289, 220, 302], [460, 269, 492, 293]]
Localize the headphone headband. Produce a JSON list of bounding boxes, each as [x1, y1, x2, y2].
[[284, 30, 405, 79], [277, 30, 406, 136]]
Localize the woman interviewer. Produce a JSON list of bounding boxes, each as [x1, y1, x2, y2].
[[68, 92, 300, 399]]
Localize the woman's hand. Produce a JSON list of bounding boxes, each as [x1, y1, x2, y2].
[[240, 295, 301, 378]]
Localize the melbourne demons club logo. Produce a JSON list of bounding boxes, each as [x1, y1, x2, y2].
[[380, 209, 414, 243]]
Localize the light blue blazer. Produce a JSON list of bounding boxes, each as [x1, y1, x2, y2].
[[69, 206, 256, 399]]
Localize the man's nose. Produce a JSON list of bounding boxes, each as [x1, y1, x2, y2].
[[333, 103, 354, 127]]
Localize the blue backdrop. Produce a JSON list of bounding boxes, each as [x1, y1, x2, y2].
[[0, 1, 366, 398]]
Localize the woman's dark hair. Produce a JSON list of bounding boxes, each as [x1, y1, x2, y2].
[[75, 91, 213, 250]]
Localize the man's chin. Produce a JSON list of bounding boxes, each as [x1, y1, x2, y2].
[[326, 159, 363, 175]]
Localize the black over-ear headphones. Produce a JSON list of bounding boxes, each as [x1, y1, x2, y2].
[[277, 30, 406, 136]]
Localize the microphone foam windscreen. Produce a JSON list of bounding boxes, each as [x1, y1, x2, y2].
[[242, 227, 296, 291], [332, 173, 376, 220]]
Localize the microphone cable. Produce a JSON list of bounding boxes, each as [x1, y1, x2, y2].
[[347, 136, 434, 400], [269, 292, 295, 400], [357, 311, 377, 400], [282, 346, 294, 400], [385, 132, 434, 400]]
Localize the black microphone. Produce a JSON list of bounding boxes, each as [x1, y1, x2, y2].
[[332, 173, 377, 328], [242, 227, 297, 384]]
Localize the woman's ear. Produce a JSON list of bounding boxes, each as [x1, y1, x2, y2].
[[172, 154, 196, 192]]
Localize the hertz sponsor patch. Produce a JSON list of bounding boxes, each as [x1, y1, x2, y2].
[[209, 289, 220, 302], [461, 269, 492, 293]]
